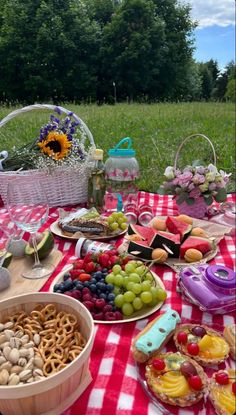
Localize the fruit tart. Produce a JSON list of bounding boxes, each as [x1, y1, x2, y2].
[[174, 324, 230, 366], [145, 352, 207, 407], [209, 369, 236, 415]]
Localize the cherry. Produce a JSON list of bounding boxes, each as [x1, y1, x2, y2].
[[188, 375, 203, 391], [232, 382, 236, 395], [177, 331, 188, 344], [215, 372, 229, 385], [187, 343, 200, 356], [152, 359, 166, 371]]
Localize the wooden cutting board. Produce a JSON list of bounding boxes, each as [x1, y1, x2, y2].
[[0, 249, 63, 301]]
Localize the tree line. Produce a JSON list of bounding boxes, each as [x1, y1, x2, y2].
[[0, 0, 235, 103]]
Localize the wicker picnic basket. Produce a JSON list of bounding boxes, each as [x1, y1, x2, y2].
[[0, 104, 95, 207]]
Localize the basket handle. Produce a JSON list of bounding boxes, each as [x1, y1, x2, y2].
[[0, 104, 95, 147], [173, 133, 217, 169]]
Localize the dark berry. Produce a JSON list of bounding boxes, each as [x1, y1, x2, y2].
[[107, 293, 115, 301], [191, 326, 207, 338]]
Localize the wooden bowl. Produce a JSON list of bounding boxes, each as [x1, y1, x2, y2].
[[0, 292, 95, 415]]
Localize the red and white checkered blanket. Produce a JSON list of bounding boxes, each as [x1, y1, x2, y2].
[[1, 192, 235, 415]]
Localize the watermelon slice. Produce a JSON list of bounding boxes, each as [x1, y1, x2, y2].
[[180, 236, 214, 258], [166, 216, 192, 241], [127, 240, 153, 260], [147, 230, 180, 258], [127, 224, 154, 241]]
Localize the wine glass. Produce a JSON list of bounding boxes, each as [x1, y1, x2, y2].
[[7, 177, 54, 279]]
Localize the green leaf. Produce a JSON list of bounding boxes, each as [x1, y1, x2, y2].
[[186, 197, 195, 205], [214, 188, 227, 202], [204, 195, 213, 205], [176, 192, 188, 205]]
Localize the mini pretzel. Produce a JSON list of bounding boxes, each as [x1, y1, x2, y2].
[[42, 304, 57, 321], [55, 328, 68, 347], [43, 358, 62, 376], [51, 346, 64, 360], [68, 347, 83, 362], [30, 310, 45, 323]]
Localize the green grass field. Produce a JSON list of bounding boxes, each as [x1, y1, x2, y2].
[[0, 102, 235, 192]]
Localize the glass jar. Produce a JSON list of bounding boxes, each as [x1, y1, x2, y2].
[[75, 237, 114, 258], [104, 137, 139, 211]]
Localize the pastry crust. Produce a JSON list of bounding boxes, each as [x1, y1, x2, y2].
[[174, 324, 230, 366], [223, 324, 236, 360], [146, 352, 208, 407], [132, 309, 180, 363], [208, 369, 236, 415]]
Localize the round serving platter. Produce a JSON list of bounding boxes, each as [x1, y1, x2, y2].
[[50, 220, 127, 241], [49, 265, 166, 324]]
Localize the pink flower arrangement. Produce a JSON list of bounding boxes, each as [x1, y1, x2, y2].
[[160, 164, 231, 207]]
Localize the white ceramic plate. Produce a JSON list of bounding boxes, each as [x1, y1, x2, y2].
[[50, 220, 127, 241], [49, 265, 166, 324]]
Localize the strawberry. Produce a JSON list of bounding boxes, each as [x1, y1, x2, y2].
[[69, 269, 82, 280], [73, 259, 85, 269], [83, 252, 93, 263], [98, 253, 110, 268], [84, 261, 96, 273]]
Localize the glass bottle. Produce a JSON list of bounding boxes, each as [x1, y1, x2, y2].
[[88, 149, 106, 212]]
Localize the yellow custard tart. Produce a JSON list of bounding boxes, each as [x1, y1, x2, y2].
[[209, 369, 236, 415], [174, 324, 230, 366], [145, 352, 207, 407]]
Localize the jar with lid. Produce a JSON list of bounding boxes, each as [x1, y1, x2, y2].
[[75, 237, 114, 258], [104, 137, 139, 211]]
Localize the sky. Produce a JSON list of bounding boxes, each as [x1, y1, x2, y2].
[[179, 0, 235, 70]]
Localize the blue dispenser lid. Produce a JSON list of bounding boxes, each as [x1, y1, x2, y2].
[[108, 137, 136, 157]]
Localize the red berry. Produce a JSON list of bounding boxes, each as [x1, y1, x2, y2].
[[84, 261, 96, 273], [73, 290, 82, 300], [95, 298, 106, 309], [215, 372, 230, 385], [82, 293, 92, 302], [83, 253, 93, 263], [73, 259, 85, 269], [122, 256, 130, 265], [177, 331, 188, 344], [104, 312, 117, 321], [106, 249, 118, 256], [188, 375, 202, 391], [152, 359, 166, 371], [103, 304, 113, 313], [232, 382, 236, 395], [83, 300, 94, 311], [114, 311, 123, 320], [82, 287, 91, 295], [93, 312, 104, 320], [69, 269, 81, 280], [187, 343, 200, 356], [109, 255, 120, 266], [98, 253, 110, 267], [78, 273, 91, 282]]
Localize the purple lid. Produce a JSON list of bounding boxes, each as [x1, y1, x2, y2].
[[205, 265, 236, 289]]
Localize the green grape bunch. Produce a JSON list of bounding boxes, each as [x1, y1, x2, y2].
[[107, 212, 127, 231], [105, 259, 167, 317]]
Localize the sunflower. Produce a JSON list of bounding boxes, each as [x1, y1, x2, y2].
[[38, 132, 72, 160]]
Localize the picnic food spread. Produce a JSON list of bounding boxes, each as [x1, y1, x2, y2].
[[0, 121, 235, 415]]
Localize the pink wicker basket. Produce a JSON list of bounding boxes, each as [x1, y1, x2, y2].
[[174, 134, 217, 219], [0, 104, 95, 207]]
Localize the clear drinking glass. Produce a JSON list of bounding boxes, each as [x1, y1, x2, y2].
[[7, 178, 54, 279]]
